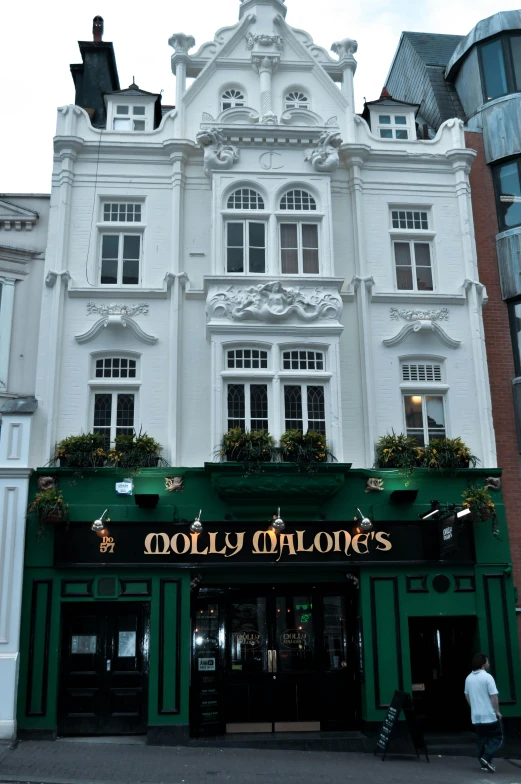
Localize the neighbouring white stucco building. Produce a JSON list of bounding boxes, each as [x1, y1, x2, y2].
[[0, 193, 49, 739]]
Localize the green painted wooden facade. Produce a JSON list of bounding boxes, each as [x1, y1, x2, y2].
[[17, 465, 521, 739]]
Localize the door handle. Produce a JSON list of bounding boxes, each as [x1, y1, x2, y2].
[[273, 650, 277, 673], [268, 649, 273, 673], [106, 659, 111, 671]]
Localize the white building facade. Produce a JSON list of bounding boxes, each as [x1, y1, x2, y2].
[[32, 0, 495, 473]]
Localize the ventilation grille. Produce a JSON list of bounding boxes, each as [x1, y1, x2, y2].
[[402, 363, 442, 382]]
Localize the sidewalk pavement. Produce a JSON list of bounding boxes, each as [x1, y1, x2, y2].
[[0, 740, 521, 784]]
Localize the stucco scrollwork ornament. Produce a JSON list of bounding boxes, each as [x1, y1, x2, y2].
[[246, 32, 284, 51], [484, 477, 501, 490], [207, 282, 342, 323], [305, 131, 343, 173], [365, 477, 384, 493], [165, 476, 184, 492], [196, 128, 240, 177], [87, 302, 149, 317], [390, 307, 449, 322], [384, 311, 460, 349], [331, 38, 358, 60], [168, 32, 196, 53]]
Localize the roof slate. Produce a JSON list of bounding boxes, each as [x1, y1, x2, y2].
[[402, 31, 464, 66]]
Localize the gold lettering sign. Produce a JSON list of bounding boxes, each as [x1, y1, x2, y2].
[[99, 536, 115, 554], [144, 529, 392, 558]]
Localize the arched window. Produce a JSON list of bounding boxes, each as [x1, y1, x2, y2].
[[227, 189, 265, 210], [221, 89, 246, 112], [90, 355, 140, 446], [280, 190, 317, 211], [285, 91, 309, 110]]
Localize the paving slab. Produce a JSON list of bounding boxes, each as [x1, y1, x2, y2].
[[0, 740, 520, 784]]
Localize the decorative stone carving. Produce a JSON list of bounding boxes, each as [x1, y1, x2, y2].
[[202, 112, 215, 122], [331, 38, 358, 60], [383, 319, 460, 349], [246, 32, 284, 51], [252, 54, 280, 74], [75, 316, 158, 345], [390, 307, 449, 322], [326, 116, 339, 126], [305, 131, 342, 173], [165, 476, 184, 492], [168, 32, 196, 53], [196, 128, 240, 177], [365, 477, 384, 493], [485, 477, 501, 490], [207, 282, 342, 323], [87, 302, 149, 317]]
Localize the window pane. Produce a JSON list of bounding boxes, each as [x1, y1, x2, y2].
[[380, 129, 393, 138], [426, 396, 445, 432], [281, 250, 298, 274], [284, 385, 303, 431], [113, 118, 131, 130], [281, 223, 298, 274], [133, 106, 145, 115], [414, 243, 433, 290], [116, 394, 135, 435], [379, 115, 391, 124], [102, 234, 119, 259], [307, 386, 326, 434], [116, 105, 129, 114], [94, 393, 112, 447], [510, 36, 521, 90], [302, 224, 319, 273], [509, 301, 521, 375], [123, 259, 139, 285], [123, 235, 140, 259], [133, 120, 146, 131], [481, 38, 508, 100], [496, 161, 521, 230], [227, 222, 244, 273], [395, 116, 407, 124], [250, 384, 268, 431], [394, 242, 413, 290], [101, 259, 118, 285], [303, 249, 319, 274], [228, 384, 245, 430], [395, 130, 408, 139], [280, 223, 298, 248], [404, 395, 424, 444], [248, 223, 265, 273]]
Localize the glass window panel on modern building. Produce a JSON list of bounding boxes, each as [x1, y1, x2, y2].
[[509, 300, 521, 376], [404, 394, 446, 446], [494, 160, 521, 231]]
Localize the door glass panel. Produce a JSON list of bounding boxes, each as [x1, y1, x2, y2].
[[118, 631, 137, 657], [323, 596, 348, 670], [275, 595, 314, 672], [71, 634, 97, 654], [229, 599, 268, 672]]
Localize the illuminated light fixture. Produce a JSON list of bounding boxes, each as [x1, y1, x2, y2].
[[91, 509, 109, 533], [271, 508, 285, 532], [411, 395, 422, 404], [419, 499, 440, 520], [190, 510, 203, 533], [355, 508, 373, 532], [457, 507, 471, 519]]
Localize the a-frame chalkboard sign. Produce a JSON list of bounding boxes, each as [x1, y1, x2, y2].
[[374, 690, 429, 762]]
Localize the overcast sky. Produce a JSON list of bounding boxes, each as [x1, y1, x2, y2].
[[2, 0, 520, 194]]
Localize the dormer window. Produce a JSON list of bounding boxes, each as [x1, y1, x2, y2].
[[378, 114, 408, 139], [285, 91, 309, 110], [113, 105, 147, 131], [221, 89, 246, 112]]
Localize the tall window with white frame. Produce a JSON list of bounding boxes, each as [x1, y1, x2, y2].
[[100, 202, 143, 285], [282, 349, 326, 435], [92, 356, 138, 447], [391, 208, 433, 291], [226, 348, 269, 431], [401, 361, 446, 446], [225, 189, 266, 274], [279, 190, 319, 275]]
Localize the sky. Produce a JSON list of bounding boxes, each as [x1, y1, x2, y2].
[[2, 0, 521, 193]]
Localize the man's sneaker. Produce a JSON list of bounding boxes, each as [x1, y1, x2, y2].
[[480, 758, 496, 772]]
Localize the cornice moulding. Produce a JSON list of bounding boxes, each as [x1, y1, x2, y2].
[[204, 275, 345, 294], [370, 292, 466, 305], [0, 468, 34, 478]]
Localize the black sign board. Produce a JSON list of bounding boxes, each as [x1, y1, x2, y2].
[[374, 690, 429, 762], [54, 519, 474, 567], [438, 514, 458, 557]]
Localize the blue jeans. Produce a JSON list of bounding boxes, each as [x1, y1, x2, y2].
[[473, 720, 503, 763]]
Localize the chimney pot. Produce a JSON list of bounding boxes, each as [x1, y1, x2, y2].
[[93, 15, 104, 42]]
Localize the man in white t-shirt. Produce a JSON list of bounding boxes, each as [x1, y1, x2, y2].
[[464, 652, 503, 772]]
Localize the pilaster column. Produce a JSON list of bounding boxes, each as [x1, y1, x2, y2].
[[331, 38, 358, 142], [0, 278, 16, 393], [252, 55, 280, 124], [169, 33, 195, 139]]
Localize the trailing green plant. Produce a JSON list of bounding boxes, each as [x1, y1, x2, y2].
[[423, 437, 477, 470], [108, 430, 163, 468], [280, 429, 330, 466], [53, 432, 108, 467], [27, 486, 69, 524], [374, 431, 423, 473], [462, 484, 499, 538], [220, 428, 276, 466]]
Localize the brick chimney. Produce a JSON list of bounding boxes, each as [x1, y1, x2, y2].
[[93, 16, 104, 42]]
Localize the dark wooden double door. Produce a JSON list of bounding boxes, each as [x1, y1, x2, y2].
[[58, 603, 149, 735], [193, 586, 360, 735]]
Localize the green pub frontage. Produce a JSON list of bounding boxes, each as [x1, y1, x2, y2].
[[18, 464, 521, 744]]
